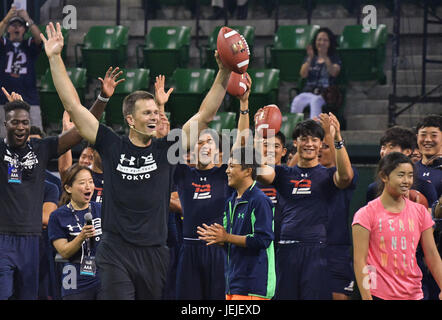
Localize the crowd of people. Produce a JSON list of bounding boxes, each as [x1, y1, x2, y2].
[[0, 6, 441, 301]]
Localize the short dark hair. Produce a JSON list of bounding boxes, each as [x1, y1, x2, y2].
[[292, 119, 325, 141], [275, 131, 286, 146], [375, 151, 414, 196], [415, 114, 442, 132], [30, 126, 45, 138], [230, 146, 260, 180], [379, 126, 415, 151], [4, 100, 30, 119], [122, 90, 156, 121], [311, 27, 337, 57]]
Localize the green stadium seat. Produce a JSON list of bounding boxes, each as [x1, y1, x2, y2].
[[247, 68, 280, 118], [75, 26, 129, 81], [337, 24, 388, 83], [137, 26, 191, 79], [39, 67, 87, 130], [25, 25, 69, 80], [200, 25, 255, 70], [265, 25, 320, 81], [279, 112, 304, 142], [166, 68, 216, 127], [209, 112, 237, 132], [105, 68, 151, 129]]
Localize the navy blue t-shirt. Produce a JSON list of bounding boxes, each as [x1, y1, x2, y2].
[[44, 180, 59, 205], [45, 170, 62, 198], [272, 164, 339, 243], [48, 202, 102, 297], [91, 171, 104, 203], [256, 181, 283, 244], [415, 160, 442, 198], [327, 167, 358, 245], [174, 164, 234, 239], [0, 37, 41, 105]]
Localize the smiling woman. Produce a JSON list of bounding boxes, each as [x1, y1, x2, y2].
[[352, 152, 442, 300], [48, 163, 103, 300]]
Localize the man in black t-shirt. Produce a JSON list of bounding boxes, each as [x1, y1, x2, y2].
[[43, 22, 232, 299], [0, 87, 109, 298]]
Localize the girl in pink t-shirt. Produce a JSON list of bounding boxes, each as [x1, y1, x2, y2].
[[352, 152, 442, 300]]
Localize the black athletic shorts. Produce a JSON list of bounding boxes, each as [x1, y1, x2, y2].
[[96, 232, 170, 300]]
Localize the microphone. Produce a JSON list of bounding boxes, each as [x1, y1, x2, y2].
[[84, 212, 94, 251], [129, 124, 156, 137]]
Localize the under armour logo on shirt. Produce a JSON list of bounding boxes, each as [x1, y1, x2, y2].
[[422, 172, 430, 177], [200, 177, 207, 181], [120, 154, 135, 166], [301, 173, 308, 178]]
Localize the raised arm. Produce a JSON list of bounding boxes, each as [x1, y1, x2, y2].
[[329, 113, 353, 189], [232, 74, 252, 150], [17, 9, 41, 45], [181, 51, 231, 150], [42, 22, 99, 146], [0, 6, 16, 36], [253, 111, 276, 185], [58, 111, 75, 181], [56, 65, 125, 155]]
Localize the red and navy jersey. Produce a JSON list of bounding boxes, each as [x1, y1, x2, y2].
[[415, 160, 442, 198], [174, 164, 234, 239], [272, 164, 339, 243], [91, 171, 104, 204], [326, 166, 358, 246], [256, 181, 283, 244], [0, 36, 42, 105]]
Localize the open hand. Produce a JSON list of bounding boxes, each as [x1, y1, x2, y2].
[[98, 66, 125, 98], [154, 75, 173, 107], [40, 22, 64, 58]]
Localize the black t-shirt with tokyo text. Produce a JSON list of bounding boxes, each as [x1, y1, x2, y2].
[[94, 124, 177, 246]]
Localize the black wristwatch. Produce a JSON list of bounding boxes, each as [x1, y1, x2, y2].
[[240, 109, 249, 115], [334, 139, 345, 149]]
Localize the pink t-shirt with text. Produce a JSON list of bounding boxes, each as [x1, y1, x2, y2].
[[352, 197, 434, 300]]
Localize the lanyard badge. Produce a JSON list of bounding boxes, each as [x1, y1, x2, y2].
[[80, 255, 97, 277], [7, 160, 22, 183], [67, 203, 97, 277]]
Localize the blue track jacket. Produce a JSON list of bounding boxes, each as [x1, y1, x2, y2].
[[223, 181, 276, 299]]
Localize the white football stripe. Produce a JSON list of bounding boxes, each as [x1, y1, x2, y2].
[[238, 82, 247, 91], [224, 30, 238, 38], [256, 124, 269, 132], [237, 59, 249, 68]]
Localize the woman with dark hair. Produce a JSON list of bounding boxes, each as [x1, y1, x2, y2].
[[290, 27, 341, 119], [352, 152, 442, 300], [48, 163, 102, 300]]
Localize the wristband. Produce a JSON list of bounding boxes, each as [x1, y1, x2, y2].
[[97, 93, 110, 103], [240, 109, 249, 115], [334, 139, 345, 149]]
